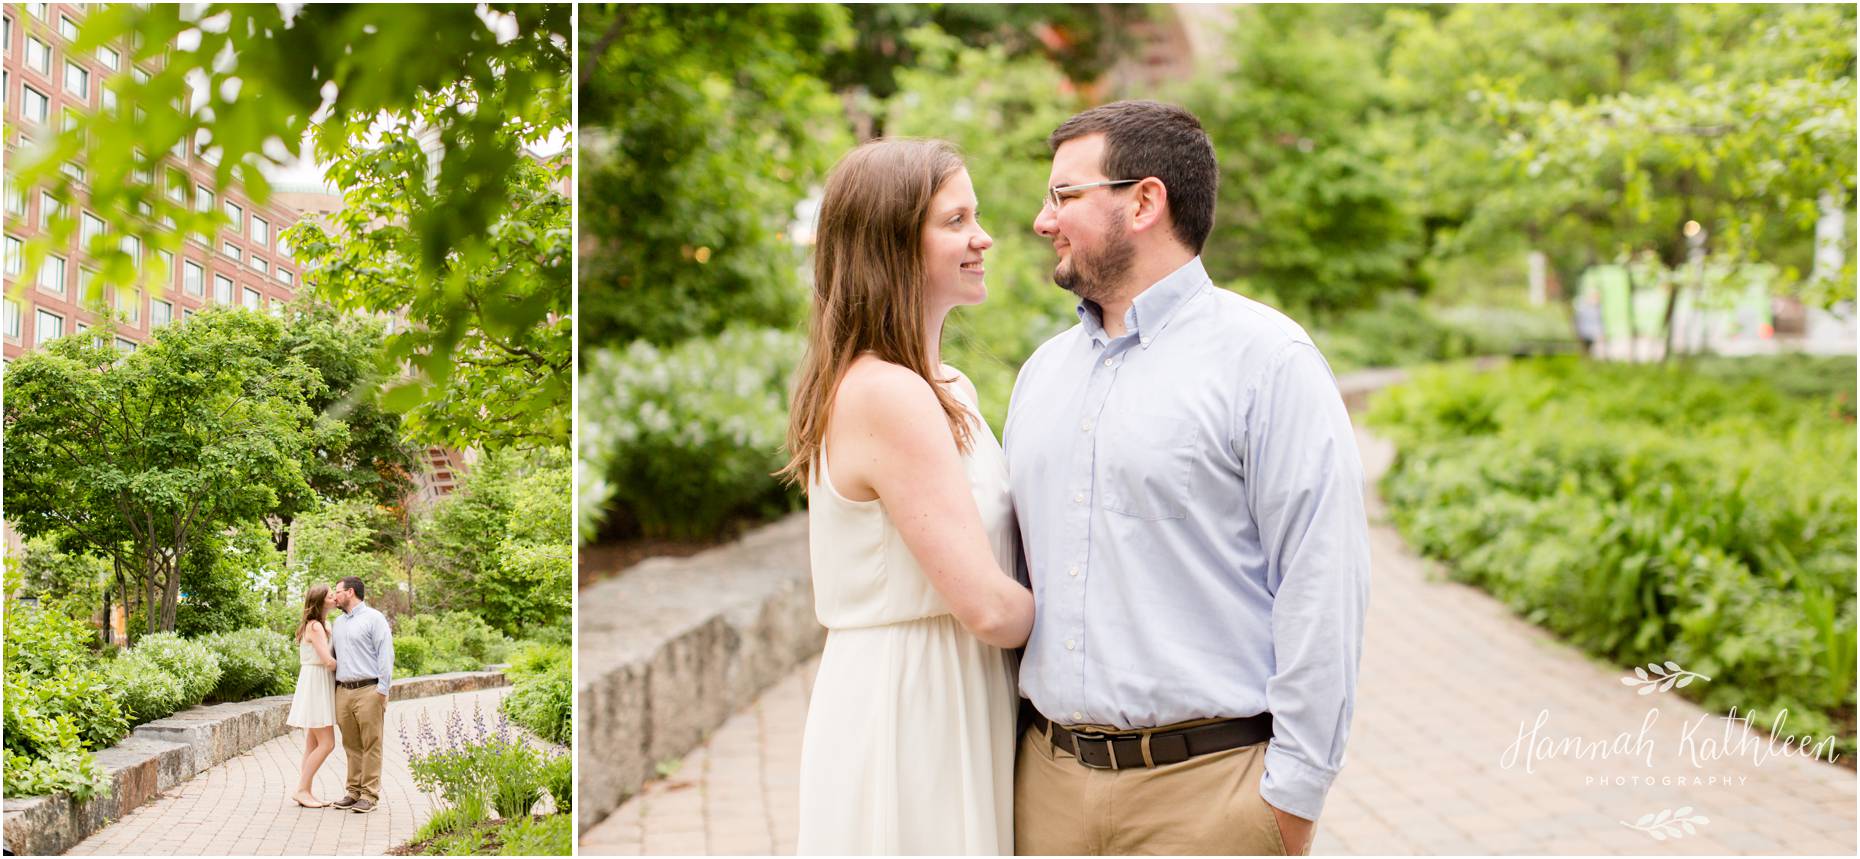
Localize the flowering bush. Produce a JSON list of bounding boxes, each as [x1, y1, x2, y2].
[[578, 326, 804, 540], [400, 702, 566, 824]]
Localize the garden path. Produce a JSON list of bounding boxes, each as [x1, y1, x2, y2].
[[581, 426, 1858, 856], [66, 687, 517, 856]]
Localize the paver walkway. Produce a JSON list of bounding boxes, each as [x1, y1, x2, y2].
[[68, 687, 516, 856], [582, 428, 1858, 855]]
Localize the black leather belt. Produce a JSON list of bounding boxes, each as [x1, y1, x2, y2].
[[1024, 701, 1272, 770], [336, 678, 378, 690]]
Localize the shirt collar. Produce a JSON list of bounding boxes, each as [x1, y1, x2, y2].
[[1076, 256, 1211, 348]]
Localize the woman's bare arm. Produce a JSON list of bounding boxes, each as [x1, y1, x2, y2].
[[828, 359, 1033, 648]]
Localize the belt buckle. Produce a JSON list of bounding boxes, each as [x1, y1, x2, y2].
[[1069, 729, 1118, 770]]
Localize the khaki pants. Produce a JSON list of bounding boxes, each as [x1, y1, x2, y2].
[[1015, 722, 1288, 855], [334, 684, 387, 802]]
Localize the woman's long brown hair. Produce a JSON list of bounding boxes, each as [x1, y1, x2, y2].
[[777, 138, 976, 488], [295, 584, 329, 644]]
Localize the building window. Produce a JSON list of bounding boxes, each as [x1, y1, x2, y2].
[[3, 16, 11, 57], [156, 250, 174, 286], [100, 82, 117, 113], [115, 337, 136, 353], [269, 296, 286, 317], [25, 4, 47, 20], [35, 308, 63, 346], [120, 235, 141, 272], [80, 211, 104, 243], [21, 85, 48, 123], [151, 298, 172, 328], [195, 184, 213, 213], [58, 15, 77, 41], [214, 273, 233, 305], [3, 299, 19, 339], [223, 200, 242, 231], [24, 37, 48, 74], [64, 61, 88, 100], [97, 45, 118, 70], [4, 235, 21, 275], [61, 162, 84, 184], [4, 186, 23, 218], [249, 255, 266, 274], [183, 260, 205, 296], [251, 217, 268, 245], [221, 240, 241, 262], [273, 267, 292, 286], [112, 286, 139, 323], [38, 192, 61, 229], [39, 253, 66, 296], [242, 287, 260, 311]]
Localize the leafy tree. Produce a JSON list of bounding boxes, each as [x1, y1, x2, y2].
[[577, 3, 853, 350], [9, 3, 571, 425], [4, 309, 320, 636], [285, 104, 571, 451], [1174, 5, 1426, 316], [416, 448, 570, 636], [174, 523, 278, 638], [278, 302, 420, 508]]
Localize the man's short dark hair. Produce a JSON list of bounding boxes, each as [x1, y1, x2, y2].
[[1048, 100, 1218, 254], [339, 576, 365, 601]]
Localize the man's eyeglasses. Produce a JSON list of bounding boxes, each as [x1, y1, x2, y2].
[[1043, 179, 1142, 212]]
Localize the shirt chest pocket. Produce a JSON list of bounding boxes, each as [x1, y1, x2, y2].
[[1097, 413, 1197, 521]]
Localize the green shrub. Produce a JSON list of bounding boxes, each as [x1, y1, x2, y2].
[[128, 632, 223, 708], [501, 643, 571, 745], [415, 803, 487, 842], [2, 603, 126, 799], [202, 627, 297, 702], [541, 753, 571, 815], [106, 651, 191, 726], [3, 603, 99, 679], [486, 741, 548, 819], [395, 612, 513, 677], [1369, 356, 1857, 754], [579, 326, 804, 541]]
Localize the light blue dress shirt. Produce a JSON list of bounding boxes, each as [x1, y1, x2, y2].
[[332, 602, 395, 697], [1002, 256, 1370, 821]]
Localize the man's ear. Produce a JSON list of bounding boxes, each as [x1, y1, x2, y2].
[[1127, 177, 1169, 236]]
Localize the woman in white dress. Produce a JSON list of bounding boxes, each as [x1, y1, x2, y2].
[[779, 138, 1035, 854], [286, 583, 339, 808]]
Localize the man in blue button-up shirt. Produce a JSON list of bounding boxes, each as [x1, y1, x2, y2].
[[1005, 101, 1370, 855]]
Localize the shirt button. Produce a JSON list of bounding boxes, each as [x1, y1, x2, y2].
[[1068, 565, 1079, 577], [1103, 358, 1116, 367], [1072, 493, 1084, 504], [1065, 639, 1076, 651], [1073, 711, 1085, 721], [1080, 418, 1093, 432]]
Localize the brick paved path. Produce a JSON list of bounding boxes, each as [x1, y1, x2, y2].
[[67, 688, 517, 856], [582, 429, 1858, 855]]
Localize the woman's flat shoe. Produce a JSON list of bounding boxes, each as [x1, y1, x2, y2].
[[293, 794, 328, 808]]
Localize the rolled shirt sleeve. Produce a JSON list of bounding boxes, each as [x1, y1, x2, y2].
[[1246, 342, 1371, 821]]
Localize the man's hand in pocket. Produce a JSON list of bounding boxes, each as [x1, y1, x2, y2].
[[1268, 803, 1315, 855]]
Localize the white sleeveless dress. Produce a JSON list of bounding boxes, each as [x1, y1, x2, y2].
[[286, 625, 335, 729], [796, 374, 1019, 855]]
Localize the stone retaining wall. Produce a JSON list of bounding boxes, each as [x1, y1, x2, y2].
[[576, 515, 818, 834], [3, 669, 508, 856]]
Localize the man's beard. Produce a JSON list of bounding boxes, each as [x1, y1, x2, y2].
[[1053, 219, 1135, 306]]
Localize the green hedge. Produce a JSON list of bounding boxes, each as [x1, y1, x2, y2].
[[578, 326, 804, 541], [395, 612, 513, 677], [202, 627, 298, 702], [1369, 355, 1856, 751], [501, 641, 571, 745], [2, 607, 124, 798]]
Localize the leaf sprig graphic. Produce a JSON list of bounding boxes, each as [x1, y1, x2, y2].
[[1620, 661, 1711, 694], [1620, 807, 1709, 840]]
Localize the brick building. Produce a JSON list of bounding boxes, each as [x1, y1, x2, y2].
[[2, 2, 302, 362]]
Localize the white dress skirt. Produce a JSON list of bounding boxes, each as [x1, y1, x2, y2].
[[796, 376, 1019, 855], [285, 627, 336, 729]]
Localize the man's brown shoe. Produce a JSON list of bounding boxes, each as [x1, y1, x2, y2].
[[331, 795, 358, 810], [350, 798, 377, 814]]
